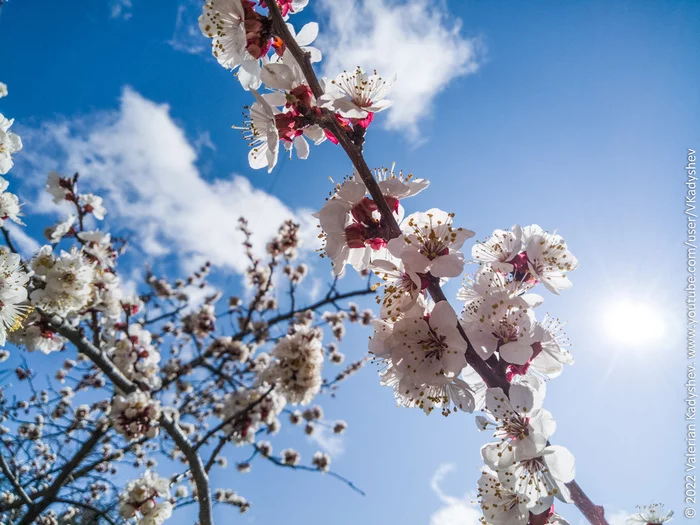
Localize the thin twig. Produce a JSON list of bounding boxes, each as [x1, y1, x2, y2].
[[255, 445, 365, 497], [0, 454, 33, 507], [195, 385, 275, 452], [1, 226, 18, 254], [18, 427, 107, 525], [46, 315, 215, 525], [53, 498, 118, 525]]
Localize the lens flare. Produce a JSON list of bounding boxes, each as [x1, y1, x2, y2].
[[601, 298, 666, 347]]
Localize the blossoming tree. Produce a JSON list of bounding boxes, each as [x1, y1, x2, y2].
[[0, 1, 671, 525]]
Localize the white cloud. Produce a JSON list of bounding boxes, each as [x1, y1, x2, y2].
[[429, 464, 482, 525], [308, 425, 345, 457], [316, 0, 484, 136], [110, 0, 133, 20], [20, 87, 318, 274], [168, 1, 208, 55], [4, 222, 40, 257], [167, 0, 483, 135], [607, 510, 631, 525]]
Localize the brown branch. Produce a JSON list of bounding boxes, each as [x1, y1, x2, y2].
[[46, 315, 214, 525], [566, 480, 609, 525], [266, 5, 607, 524], [0, 454, 33, 507], [53, 498, 118, 525], [204, 437, 229, 474], [267, 0, 400, 234], [267, 1, 507, 392], [160, 285, 374, 390], [1, 226, 19, 254], [0, 437, 149, 513], [268, 0, 505, 391], [18, 427, 107, 525], [195, 385, 275, 453]]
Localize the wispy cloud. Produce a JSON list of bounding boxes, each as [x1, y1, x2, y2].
[[4, 222, 40, 257], [316, 0, 484, 137], [308, 425, 345, 457], [110, 0, 133, 20], [17, 87, 319, 274], [170, 0, 483, 137], [168, 0, 208, 55], [606, 510, 631, 525], [429, 464, 482, 525]]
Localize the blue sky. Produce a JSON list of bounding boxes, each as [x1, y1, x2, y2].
[[1, 0, 699, 523]]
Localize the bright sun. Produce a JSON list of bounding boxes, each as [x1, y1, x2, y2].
[[601, 298, 666, 347]]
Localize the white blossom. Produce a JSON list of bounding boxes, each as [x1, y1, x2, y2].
[[312, 451, 331, 472], [371, 255, 424, 320], [46, 171, 73, 204], [472, 226, 523, 272], [627, 504, 674, 524], [281, 448, 300, 466], [199, 0, 246, 71], [0, 178, 22, 226], [318, 67, 395, 120], [371, 301, 479, 415], [30, 247, 95, 317], [112, 324, 162, 390], [239, 91, 280, 172], [388, 208, 474, 278], [315, 172, 425, 276], [265, 325, 323, 405], [81, 193, 107, 220], [78, 230, 117, 268], [119, 471, 172, 525], [478, 467, 530, 525], [524, 228, 579, 294], [499, 444, 575, 510], [478, 380, 555, 473], [220, 385, 286, 445], [45, 214, 76, 243], [0, 250, 30, 345], [530, 315, 574, 378], [112, 391, 162, 441], [8, 313, 66, 354], [0, 115, 22, 175]]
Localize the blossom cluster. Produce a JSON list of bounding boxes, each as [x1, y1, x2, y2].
[[0, 0, 671, 522], [314, 132, 582, 522], [195, 3, 654, 523], [200, 0, 394, 172], [0, 71, 372, 524], [118, 471, 173, 525]]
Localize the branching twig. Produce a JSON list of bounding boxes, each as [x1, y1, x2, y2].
[[0, 454, 33, 507], [254, 445, 365, 497], [1, 226, 18, 254], [46, 315, 215, 525], [18, 427, 107, 525]]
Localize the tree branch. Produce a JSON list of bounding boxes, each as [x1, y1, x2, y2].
[[266, 5, 607, 523], [1, 226, 19, 254], [254, 445, 365, 497], [0, 454, 33, 507], [160, 285, 375, 390], [18, 427, 107, 525], [45, 315, 214, 525], [566, 480, 609, 525], [53, 498, 118, 525]]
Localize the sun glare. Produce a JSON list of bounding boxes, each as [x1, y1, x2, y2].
[[601, 298, 666, 347]]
